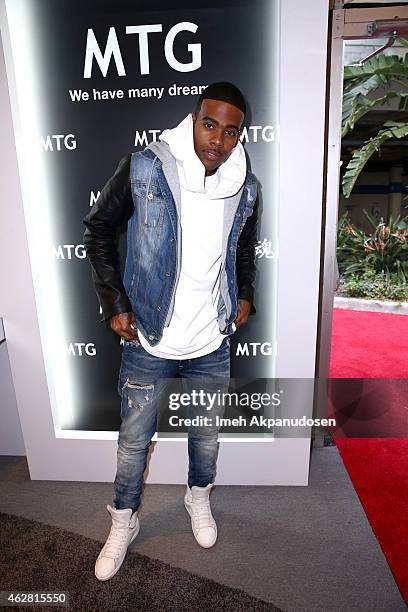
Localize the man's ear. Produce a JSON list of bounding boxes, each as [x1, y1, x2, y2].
[[191, 111, 197, 123]]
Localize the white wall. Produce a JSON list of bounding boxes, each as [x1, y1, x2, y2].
[[275, 0, 329, 378], [0, 32, 26, 456], [0, 316, 25, 455]]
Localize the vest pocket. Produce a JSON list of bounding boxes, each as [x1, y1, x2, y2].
[[132, 180, 165, 229]]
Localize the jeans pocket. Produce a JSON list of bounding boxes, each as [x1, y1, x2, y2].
[[124, 338, 141, 348]]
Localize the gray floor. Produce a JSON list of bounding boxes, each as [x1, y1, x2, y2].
[[0, 448, 405, 612]]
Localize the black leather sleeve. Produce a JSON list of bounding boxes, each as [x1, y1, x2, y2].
[[83, 154, 135, 323], [236, 193, 259, 316]]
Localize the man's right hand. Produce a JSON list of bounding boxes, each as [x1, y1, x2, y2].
[[110, 312, 139, 342]]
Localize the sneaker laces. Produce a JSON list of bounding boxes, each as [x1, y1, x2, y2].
[[102, 525, 129, 559], [191, 500, 214, 529]]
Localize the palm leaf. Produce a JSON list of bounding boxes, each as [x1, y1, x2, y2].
[[342, 73, 385, 130], [342, 121, 408, 198], [342, 91, 408, 137], [343, 54, 408, 92], [396, 37, 408, 48]]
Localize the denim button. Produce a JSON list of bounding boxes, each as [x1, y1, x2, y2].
[[147, 192, 153, 200], [149, 335, 154, 340]]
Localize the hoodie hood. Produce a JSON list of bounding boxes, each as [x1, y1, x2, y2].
[[159, 113, 246, 199]]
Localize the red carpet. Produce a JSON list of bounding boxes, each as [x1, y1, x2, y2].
[[329, 308, 408, 604], [329, 308, 408, 378]]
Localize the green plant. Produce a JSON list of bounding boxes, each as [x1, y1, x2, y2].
[[342, 121, 408, 198], [337, 210, 408, 281], [341, 43, 408, 198], [337, 212, 368, 276], [338, 269, 408, 302]]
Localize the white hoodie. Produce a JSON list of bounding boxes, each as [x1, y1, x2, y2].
[[138, 113, 247, 359]]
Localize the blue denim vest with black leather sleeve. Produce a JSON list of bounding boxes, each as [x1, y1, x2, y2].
[[122, 142, 258, 347]]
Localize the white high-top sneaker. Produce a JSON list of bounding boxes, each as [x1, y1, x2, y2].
[[95, 505, 140, 581], [184, 483, 217, 548]]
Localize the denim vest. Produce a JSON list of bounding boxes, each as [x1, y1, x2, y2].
[[122, 142, 258, 347]]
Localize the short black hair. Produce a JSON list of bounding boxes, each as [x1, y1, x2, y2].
[[195, 82, 246, 117]]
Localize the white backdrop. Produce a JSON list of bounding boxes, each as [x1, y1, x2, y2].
[[0, 0, 329, 484]]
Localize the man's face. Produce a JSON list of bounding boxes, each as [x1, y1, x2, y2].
[[192, 98, 244, 176]]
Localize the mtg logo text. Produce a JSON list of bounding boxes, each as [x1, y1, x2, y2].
[[84, 22, 201, 77], [236, 342, 275, 357], [65, 342, 96, 356]]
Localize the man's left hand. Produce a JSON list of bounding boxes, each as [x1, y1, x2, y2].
[[234, 299, 252, 328]]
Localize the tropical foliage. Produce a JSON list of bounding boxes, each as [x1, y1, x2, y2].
[[337, 209, 408, 282], [341, 42, 408, 197]]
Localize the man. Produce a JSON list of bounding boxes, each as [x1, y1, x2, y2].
[[83, 82, 259, 581]]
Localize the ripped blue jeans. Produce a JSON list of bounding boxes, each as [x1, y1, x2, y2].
[[114, 337, 230, 512]]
